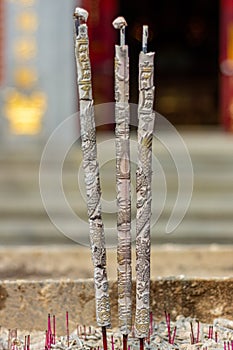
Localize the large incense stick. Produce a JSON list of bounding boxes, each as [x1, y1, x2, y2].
[[74, 8, 111, 335], [112, 17, 132, 341], [135, 25, 155, 340]]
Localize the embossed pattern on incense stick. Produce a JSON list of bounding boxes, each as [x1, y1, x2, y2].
[[74, 8, 111, 328], [114, 21, 132, 335], [135, 39, 155, 338]]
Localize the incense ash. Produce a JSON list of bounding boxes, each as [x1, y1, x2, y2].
[[1, 313, 233, 350]]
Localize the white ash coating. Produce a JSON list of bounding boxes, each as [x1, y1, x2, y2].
[[112, 16, 127, 29], [74, 12, 111, 327], [135, 50, 155, 338], [74, 7, 88, 22], [114, 41, 132, 334], [1, 316, 233, 350]]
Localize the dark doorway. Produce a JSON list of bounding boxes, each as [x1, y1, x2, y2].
[[120, 0, 219, 125]]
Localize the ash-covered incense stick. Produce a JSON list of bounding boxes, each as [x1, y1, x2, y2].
[[73, 7, 111, 332], [135, 25, 155, 340], [112, 16, 132, 339]]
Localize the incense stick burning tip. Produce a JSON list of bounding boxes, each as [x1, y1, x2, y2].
[[112, 16, 127, 29], [74, 7, 88, 35], [112, 16, 128, 46], [74, 7, 88, 22]]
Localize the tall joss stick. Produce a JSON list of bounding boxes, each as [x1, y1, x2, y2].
[[112, 17, 132, 349], [73, 8, 111, 346], [135, 25, 155, 347]]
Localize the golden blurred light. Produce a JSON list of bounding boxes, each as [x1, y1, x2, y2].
[[17, 11, 38, 32], [14, 67, 38, 88], [159, 95, 178, 114], [4, 89, 47, 135], [19, 0, 35, 6], [7, 0, 35, 5], [14, 38, 37, 60], [227, 23, 233, 61]]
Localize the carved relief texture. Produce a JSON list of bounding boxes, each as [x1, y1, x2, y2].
[[135, 51, 155, 338], [114, 45, 132, 335], [75, 23, 111, 328]]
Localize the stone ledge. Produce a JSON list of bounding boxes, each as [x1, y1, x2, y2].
[[0, 277, 232, 332]]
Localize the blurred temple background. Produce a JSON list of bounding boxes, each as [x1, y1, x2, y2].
[[0, 0, 232, 247], [1, 0, 232, 137]]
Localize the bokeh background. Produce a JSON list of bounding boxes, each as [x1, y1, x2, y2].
[[0, 0, 232, 249]]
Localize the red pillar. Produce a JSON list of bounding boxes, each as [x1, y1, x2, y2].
[[220, 0, 233, 131]]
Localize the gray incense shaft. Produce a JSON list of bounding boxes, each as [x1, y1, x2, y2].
[[74, 8, 111, 328], [113, 17, 132, 335], [135, 32, 155, 338]]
